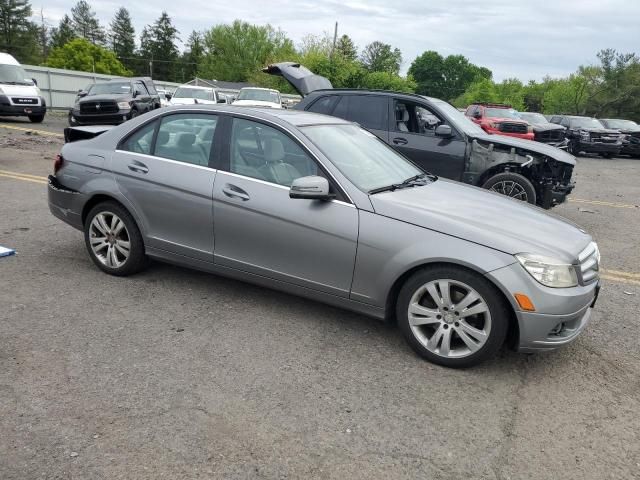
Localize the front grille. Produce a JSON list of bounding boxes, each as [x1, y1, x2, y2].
[[498, 122, 528, 134], [629, 132, 640, 143], [590, 132, 620, 144], [11, 97, 38, 105], [577, 242, 600, 284], [535, 129, 565, 143], [80, 101, 119, 114]]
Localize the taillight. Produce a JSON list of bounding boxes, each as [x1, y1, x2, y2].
[[53, 154, 64, 174]]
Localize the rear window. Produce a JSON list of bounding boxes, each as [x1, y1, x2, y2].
[[332, 95, 388, 131]]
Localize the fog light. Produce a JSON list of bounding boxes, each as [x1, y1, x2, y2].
[[514, 293, 536, 312]]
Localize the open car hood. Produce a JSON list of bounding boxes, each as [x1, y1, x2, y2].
[[263, 62, 332, 97]]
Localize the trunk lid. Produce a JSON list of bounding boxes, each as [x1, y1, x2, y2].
[[263, 62, 332, 97]]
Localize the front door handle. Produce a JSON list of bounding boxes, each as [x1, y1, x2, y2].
[[222, 184, 250, 201], [128, 160, 148, 174], [393, 137, 408, 145]]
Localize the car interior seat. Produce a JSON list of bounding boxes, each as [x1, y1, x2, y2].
[[396, 104, 410, 132], [258, 137, 302, 186]]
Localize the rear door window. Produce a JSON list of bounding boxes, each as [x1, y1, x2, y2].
[[120, 120, 157, 155], [345, 95, 388, 131], [152, 114, 218, 167], [307, 96, 339, 115]]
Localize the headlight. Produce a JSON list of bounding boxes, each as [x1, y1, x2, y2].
[[527, 125, 533, 133], [488, 121, 497, 128], [118, 102, 131, 109], [579, 130, 590, 141], [515, 253, 578, 288]]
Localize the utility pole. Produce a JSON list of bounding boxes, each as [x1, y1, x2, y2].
[[332, 21, 338, 57], [149, 53, 153, 78]]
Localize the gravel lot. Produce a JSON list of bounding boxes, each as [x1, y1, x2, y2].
[[1, 116, 639, 480]]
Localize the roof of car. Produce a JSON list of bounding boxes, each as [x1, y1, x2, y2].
[[307, 88, 440, 103], [164, 104, 351, 127]]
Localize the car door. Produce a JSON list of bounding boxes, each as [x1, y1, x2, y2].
[[112, 112, 220, 262], [388, 99, 467, 180], [133, 81, 151, 112], [212, 116, 358, 297]]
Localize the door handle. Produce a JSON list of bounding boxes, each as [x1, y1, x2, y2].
[[127, 161, 148, 174], [222, 184, 250, 201], [393, 137, 408, 145]]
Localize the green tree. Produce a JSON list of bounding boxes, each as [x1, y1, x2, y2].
[[181, 30, 204, 81], [139, 12, 180, 81], [109, 7, 135, 70], [0, 0, 40, 62], [50, 14, 76, 49], [335, 34, 357, 61], [200, 20, 294, 82], [361, 71, 416, 93], [453, 78, 498, 107], [46, 37, 130, 75], [409, 50, 492, 100], [71, 0, 106, 45], [360, 41, 402, 74]]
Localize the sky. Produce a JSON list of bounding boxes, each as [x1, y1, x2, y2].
[[36, 0, 640, 82]]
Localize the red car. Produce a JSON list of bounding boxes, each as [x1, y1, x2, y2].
[[466, 103, 534, 140]]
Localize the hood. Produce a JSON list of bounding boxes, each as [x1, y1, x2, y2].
[[490, 116, 528, 124], [263, 62, 332, 96], [0, 83, 40, 97], [469, 132, 576, 166], [80, 94, 130, 103], [170, 98, 216, 105], [232, 99, 282, 109], [369, 180, 590, 262]]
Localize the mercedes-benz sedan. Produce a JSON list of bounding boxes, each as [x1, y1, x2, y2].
[[48, 106, 600, 367]]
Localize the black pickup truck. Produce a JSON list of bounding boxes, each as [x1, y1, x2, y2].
[[599, 118, 640, 158], [264, 62, 576, 209], [549, 115, 623, 158]]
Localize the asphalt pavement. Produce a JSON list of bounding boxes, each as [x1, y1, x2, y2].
[[0, 120, 639, 479]]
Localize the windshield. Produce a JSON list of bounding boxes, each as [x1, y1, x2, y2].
[[485, 107, 520, 119], [173, 87, 213, 100], [432, 100, 486, 136], [570, 117, 604, 129], [518, 112, 548, 124], [602, 119, 639, 129], [237, 89, 281, 103], [301, 124, 424, 192], [88, 82, 131, 95], [0, 64, 33, 86]]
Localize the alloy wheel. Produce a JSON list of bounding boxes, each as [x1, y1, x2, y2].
[[489, 180, 529, 201], [407, 279, 492, 358], [89, 212, 131, 268]]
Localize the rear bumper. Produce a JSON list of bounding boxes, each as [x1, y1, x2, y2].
[[48, 175, 85, 231]]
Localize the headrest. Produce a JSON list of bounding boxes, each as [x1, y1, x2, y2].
[[176, 132, 196, 148], [263, 137, 285, 162], [396, 105, 409, 122], [200, 127, 215, 141], [156, 130, 170, 146]]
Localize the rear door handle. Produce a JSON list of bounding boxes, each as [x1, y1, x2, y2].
[[128, 160, 148, 174], [393, 137, 408, 145], [222, 184, 250, 201]]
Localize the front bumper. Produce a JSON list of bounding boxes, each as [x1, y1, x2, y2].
[[621, 140, 640, 156], [536, 137, 569, 150], [540, 181, 575, 209], [0, 95, 46, 116], [69, 109, 132, 126], [487, 262, 599, 352], [48, 175, 86, 231], [575, 140, 621, 154], [488, 129, 535, 141]]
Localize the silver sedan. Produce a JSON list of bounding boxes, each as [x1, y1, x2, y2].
[[48, 106, 600, 367]]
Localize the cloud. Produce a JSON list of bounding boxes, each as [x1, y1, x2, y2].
[[37, 0, 639, 81]]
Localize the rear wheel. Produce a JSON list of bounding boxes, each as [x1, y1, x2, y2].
[[84, 202, 146, 276], [396, 266, 509, 368], [482, 172, 536, 204], [28, 114, 45, 123]]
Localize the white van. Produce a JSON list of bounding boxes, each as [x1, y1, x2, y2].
[[0, 53, 46, 123]]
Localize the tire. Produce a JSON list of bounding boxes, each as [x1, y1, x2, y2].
[[28, 114, 45, 123], [599, 152, 613, 159], [129, 108, 139, 120], [84, 201, 147, 276], [482, 172, 537, 204], [396, 266, 510, 368], [567, 141, 577, 155]]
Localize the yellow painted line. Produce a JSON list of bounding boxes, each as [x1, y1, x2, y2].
[[601, 274, 640, 286], [0, 172, 47, 184], [0, 169, 48, 181], [602, 269, 640, 280], [569, 198, 638, 209], [0, 123, 63, 137]]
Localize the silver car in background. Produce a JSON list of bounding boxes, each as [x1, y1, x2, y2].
[[48, 106, 600, 367]]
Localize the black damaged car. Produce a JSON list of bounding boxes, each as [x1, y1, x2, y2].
[[517, 112, 568, 149], [599, 119, 640, 158], [264, 62, 576, 209], [549, 115, 623, 158], [69, 78, 161, 126]]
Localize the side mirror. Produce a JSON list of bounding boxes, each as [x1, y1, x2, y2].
[[32, 78, 38, 86], [165, 93, 172, 100], [77, 90, 88, 98], [217, 97, 227, 103], [435, 124, 453, 138], [132, 90, 138, 98], [289, 176, 334, 200], [473, 112, 482, 119]]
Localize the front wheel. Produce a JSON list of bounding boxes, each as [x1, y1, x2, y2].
[[482, 172, 537, 204], [28, 114, 45, 123], [396, 266, 510, 368], [84, 202, 147, 276]]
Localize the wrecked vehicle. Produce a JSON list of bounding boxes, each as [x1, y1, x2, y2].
[[517, 112, 569, 149], [549, 115, 623, 158], [599, 119, 640, 158], [264, 63, 576, 208]]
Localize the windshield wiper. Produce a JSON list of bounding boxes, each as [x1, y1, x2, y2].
[[368, 173, 437, 195]]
